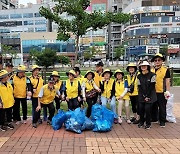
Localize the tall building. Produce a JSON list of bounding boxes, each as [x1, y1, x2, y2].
[[142, 0, 180, 6], [122, 0, 180, 61]]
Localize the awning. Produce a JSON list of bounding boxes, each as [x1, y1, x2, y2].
[[168, 49, 180, 53], [91, 42, 107, 46]]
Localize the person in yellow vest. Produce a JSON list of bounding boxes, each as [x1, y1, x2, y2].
[[126, 63, 140, 124], [33, 77, 60, 128], [62, 70, 81, 110], [0, 70, 15, 131], [12, 65, 32, 125], [114, 69, 131, 124], [82, 71, 101, 117], [100, 69, 117, 123], [29, 65, 44, 124], [151, 53, 170, 128], [73, 67, 84, 107], [94, 61, 104, 103], [50, 71, 63, 111]]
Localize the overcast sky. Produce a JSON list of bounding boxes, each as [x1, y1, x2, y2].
[[19, 0, 36, 5]]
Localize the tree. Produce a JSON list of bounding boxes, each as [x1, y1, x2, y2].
[[58, 55, 70, 65], [160, 45, 168, 56], [39, 0, 131, 66], [29, 49, 40, 64], [1, 45, 12, 64], [114, 45, 125, 60]]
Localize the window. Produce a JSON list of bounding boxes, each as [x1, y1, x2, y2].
[[0, 29, 10, 33], [162, 6, 170, 10], [141, 16, 159, 23], [28, 28, 34, 32], [34, 13, 41, 17], [10, 14, 22, 19], [0, 14, 9, 19], [23, 13, 33, 18], [136, 28, 150, 35], [172, 27, 180, 33], [35, 20, 47, 25], [148, 39, 158, 45], [149, 28, 158, 34], [172, 16, 180, 22], [24, 20, 34, 25], [35, 27, 46, 32], [161, 16, 169, 22], [161, 28, 168, 33]]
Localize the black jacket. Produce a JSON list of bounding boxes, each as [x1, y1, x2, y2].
[[137, 72, 157, 103]]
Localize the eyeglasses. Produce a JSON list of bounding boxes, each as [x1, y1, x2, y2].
[[154, 59, 162, 62]]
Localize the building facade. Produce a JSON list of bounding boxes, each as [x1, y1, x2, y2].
[[122, 0, 180, 61], [0, 0, 15, 10]]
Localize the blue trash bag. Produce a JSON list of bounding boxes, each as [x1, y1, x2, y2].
[[93, 119, 112, 132], [65, 118, 82, 134], [102, 106, 116, 125], [65, 110, 74, 119], [73, 108, 86, 125], [91, 104, 103, 120], [82, 117, 94, 131], [52, 110, 66, 131]]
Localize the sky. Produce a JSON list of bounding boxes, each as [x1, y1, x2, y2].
[[18, 0, 36, 5]]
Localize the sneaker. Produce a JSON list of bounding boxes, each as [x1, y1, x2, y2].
[[38, 119, 43, 124], [47, 120, 51, 125], [118, 117, 122, 124], [32, 123, 37, 128], [23, 120, 27, 124], [114, 118, 118, 124], [145, 125, 151, 130], [7, 123, 14, 130], [0, 125, 7, 131], [160, 122, 165, 128], [130, 117, 136, 122], [138, 122, 144, 128], [127, 119, 131, 124], [133, 119, 139, 124]]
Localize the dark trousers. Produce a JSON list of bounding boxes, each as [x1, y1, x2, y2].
[[55, 96, 61, 110], [0, 107, 13, 125], [32, 97, 39, 122], [33, 102, 55, 124], [151, 93, 167, 123], [86, 97, 96, 118], [13, 98, 27, 121], [130, 95, 139, 115], [139, 102, 152, 126], [67, 98, 79, 111]]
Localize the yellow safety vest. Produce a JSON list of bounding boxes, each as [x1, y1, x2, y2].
[[55, 80, 63, 90], [66, 79, 79, 99], [30, 75, 44, 98], [127, 73, 138, 96], [77, 75, 84, 85], [13, 75, 27, 98], [40, 85, 57, 104], [101, 78, 114, 99], [115, 80, 130, 100], [155, 66, 167, 93], [0, 82, 14, 108], [84, 79, 95, 92], [94, 71, 103, 88]]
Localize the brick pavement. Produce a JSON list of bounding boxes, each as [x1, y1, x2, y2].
[[0, 103, 180, 154]]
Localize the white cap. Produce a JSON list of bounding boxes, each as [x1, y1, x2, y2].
[[139, 61, 150, 66]]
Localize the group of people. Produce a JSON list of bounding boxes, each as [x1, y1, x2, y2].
[[0, 53, 171, 131]]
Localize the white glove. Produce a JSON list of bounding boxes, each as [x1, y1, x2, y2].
[[164, 91, 171, 100]]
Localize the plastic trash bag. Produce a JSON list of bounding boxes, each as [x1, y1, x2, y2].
[[65, 118, 82, 134], [82, 117, 94, 131], [64, 108, 86, 134], [93, 120, 112, 132], [102, 106, 116, 125], [91, 104, 103, 120], [166, 94, 176, 123], [52, 110, 66, 130]]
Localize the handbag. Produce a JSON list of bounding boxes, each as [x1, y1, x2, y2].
[[85, 89, 97, 98], [128, 73, 137, 93]]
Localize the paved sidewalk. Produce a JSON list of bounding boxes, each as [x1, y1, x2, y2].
[[0, 103, 180, 154]]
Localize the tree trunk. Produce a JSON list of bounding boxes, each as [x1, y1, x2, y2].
[[74, 35, 80, 67]]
